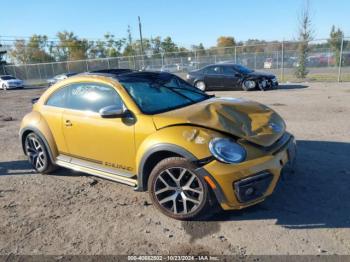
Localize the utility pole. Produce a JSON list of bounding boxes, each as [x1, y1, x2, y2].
[[338, 36, 344, 82], [138, 16, 144, 56]]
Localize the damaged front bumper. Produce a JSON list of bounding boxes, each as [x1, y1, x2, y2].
[[202, 134, 296, 210]]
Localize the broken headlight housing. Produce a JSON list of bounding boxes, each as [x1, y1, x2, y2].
[[209, 138, 246, 164]]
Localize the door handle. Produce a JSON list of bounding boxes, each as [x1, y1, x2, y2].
[[65, 120, 73, 127]]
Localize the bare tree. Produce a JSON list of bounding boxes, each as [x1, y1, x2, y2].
[[295, 0, 314, 79]]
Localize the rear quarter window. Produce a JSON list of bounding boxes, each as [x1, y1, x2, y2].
[[46, 87, 67, 108]]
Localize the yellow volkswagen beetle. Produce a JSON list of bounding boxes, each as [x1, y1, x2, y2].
[[20, 71, 296, 220]]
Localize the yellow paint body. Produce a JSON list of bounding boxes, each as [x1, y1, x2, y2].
[[20, 74, 295, 210]]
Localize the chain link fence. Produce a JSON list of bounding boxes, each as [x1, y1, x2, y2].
[[1, 37, 349, 85]]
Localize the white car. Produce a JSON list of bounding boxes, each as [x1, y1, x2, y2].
[[264, 58, 273, 69], [47, 73, 77, 86], [0, 75, 24, 90], [160, 64, 179, 73]]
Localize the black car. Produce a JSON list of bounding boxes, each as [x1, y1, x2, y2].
[[186, 63, 278, 91]]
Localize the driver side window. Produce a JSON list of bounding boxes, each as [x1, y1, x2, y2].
[[223, 66, 238, 75], [205, 66, 222, 75], [46, 83, 123, 112]]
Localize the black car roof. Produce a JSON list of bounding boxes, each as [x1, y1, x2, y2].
[[80, 71, 174, 82], [90, 68, 134, 75], [114, 71, 174, 82]]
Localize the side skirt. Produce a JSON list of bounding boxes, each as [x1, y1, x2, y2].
[[56, 154, 137, 187]]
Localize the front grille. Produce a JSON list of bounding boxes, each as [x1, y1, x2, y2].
[[234, 172, 273, 203]]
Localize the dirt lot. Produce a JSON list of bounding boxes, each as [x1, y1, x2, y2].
[[0, 82, 350, 256]]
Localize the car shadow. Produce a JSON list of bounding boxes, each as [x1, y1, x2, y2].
[[0, 160, 83, 177], [275, 84, 309, 90], [0, 160, 36, 176], [208, 140, 350, 229]]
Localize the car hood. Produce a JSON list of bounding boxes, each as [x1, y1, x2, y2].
[[245, 71, 275, 79], [152, 97, 285, 147]]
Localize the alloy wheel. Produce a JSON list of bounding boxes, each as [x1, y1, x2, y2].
[[153, 167, 204, 215], [25, 135, 47, 171]]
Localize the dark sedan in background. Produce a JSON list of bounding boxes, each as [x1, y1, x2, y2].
[[186, 63, 278, 91]]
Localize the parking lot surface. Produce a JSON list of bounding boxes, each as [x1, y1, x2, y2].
[[0, 82, 350, 255]]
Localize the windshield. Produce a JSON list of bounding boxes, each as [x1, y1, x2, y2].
[[233, 65, 254, 74], [119, 74, 211, 114], [1, 76, 15, 80]]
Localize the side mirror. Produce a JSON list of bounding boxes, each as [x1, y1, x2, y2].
[[99, 105, 125, 118]]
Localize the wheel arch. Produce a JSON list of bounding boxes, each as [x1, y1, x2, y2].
[[20, 126, 57, 163], [135, 143, 197, 192]]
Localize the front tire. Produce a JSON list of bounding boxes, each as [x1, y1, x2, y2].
[[195, 81, 206, 91], [148, 157, 213, 220], [24, 133, 56, 174]]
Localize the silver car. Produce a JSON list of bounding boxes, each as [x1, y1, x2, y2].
[[47, 73, 77, 86], [0, 75, 24, 90]]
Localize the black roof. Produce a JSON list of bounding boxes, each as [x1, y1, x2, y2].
[[90, 68, 134, 75], [79, 70, 174, 82], [114, 71, 174, 82]]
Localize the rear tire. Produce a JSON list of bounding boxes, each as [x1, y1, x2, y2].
[[148, 157, 215, 220], [195, 81, 206, 91], [24, 132, 57, 174]]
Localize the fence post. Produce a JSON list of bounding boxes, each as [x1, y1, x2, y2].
[[254, 52, 257, 69], [107, 58, 110, 69], [86, 60, 89, 72], [281, 40, 284, 82], [67, 62, 70, 73], [133, 56, 136, 70], [37, 65, 42, 80], [51, 63, 55, 76], [13, 66, 17, 78], [25, 64, 29, 80], [234, 46, 237, 63], [338, 36, 344, 82]]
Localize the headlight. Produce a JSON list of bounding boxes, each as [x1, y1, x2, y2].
[[186, 74, 190, 80], [209, 138, 246, 164]]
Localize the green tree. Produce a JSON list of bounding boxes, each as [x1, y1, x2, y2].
[[53, 31, 90, 61], [328, 25, 344, 66], [191, 43, 206, 56], [295, 1, 314, 79], [10, 35, 54, 63], [123, 25, 134, 56], [216, 36, 236, 55], [161, 37, 178, 53], [0, 44, 7, 67]]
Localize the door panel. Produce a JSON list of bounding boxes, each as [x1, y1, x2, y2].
[[62, 110, 136, 174], [204, 66, 224, 89], [222, 67, 241, 89], [61, 82, 136, 174]]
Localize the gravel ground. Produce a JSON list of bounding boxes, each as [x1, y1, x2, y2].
[[0, 82, 350, 256]]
